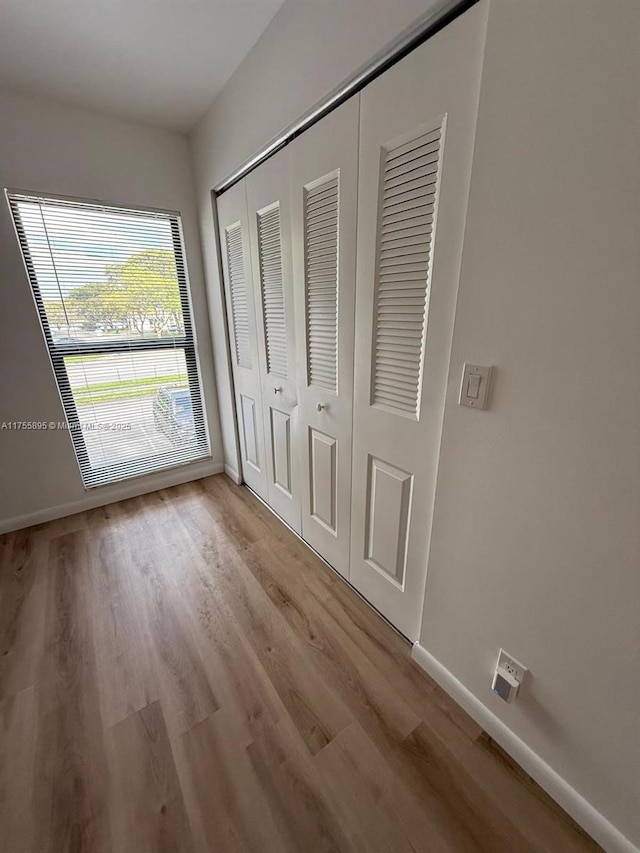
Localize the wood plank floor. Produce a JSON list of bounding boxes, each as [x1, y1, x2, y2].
[[0, 474, 601, 853]]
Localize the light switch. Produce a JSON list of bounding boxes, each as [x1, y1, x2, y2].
[[459, 363, 493, 410], [466, 373, 481, 399]]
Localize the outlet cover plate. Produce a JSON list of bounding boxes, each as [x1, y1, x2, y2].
[[497, 648, 528, 683]]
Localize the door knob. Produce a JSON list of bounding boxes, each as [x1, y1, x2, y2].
[[274, 386, 283, 394], [316, 402, 326, 412]]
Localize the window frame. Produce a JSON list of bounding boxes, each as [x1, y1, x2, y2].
[[5, 189, 211, 489]]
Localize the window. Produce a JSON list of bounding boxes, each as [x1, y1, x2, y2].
[[6, 192, 210, 487]]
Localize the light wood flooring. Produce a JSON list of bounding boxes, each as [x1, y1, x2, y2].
[[0, 474, 601, 852]]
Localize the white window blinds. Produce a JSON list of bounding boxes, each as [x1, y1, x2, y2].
[[7, 192, 210, 488]]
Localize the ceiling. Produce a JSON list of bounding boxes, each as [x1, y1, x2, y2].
[[0, 0, 285, 132]]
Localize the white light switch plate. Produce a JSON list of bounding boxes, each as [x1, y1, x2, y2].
[[459, 363, 493, 410]]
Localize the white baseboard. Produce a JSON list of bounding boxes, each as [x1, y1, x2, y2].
[[224, 464, 242, 484], [411, 643, 638, 853], [0, 459, 224, 534]]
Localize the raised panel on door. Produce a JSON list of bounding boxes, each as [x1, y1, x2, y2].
[[290, 96, 359, 577], [309, 428, 337, 533], [239, 394, 260, 469], [350, 1, 489, 639], [246, 147, 301, 533], [216, 180, 269, 500], [270, 407, 292, 494], [365, 456, 413, 586]]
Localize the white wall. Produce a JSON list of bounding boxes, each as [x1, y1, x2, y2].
[[0, 89, 223, 531], [190, 0, 441, 478], [419, 0, 640, 848]]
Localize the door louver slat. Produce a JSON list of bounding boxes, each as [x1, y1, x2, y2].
[[225, 223, 252, 369], [304, 174, 339, 392], [371, 122, 444, 417], [257, 205, 288, 378], [386, 128, 441, 163]]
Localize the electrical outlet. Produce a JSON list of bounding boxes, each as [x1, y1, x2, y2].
[[497, 649, 528, 684]]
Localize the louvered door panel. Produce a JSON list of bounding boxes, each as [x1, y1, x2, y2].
[[304, 174, 339, 392], [372, 122, 443, 418], [247, 148, 301, 533], [351, 0, 488, 639], [225, 223, 252, 369], [217, 180, 269, 501], [291, 97, 358, 578], [257, 204, 288, 378]]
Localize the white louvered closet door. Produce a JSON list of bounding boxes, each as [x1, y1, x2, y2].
[[350, 1, 489, 639], [246, 147, 301, 532], [289, 97, 359, 578], [217, 180, 269, 500]]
